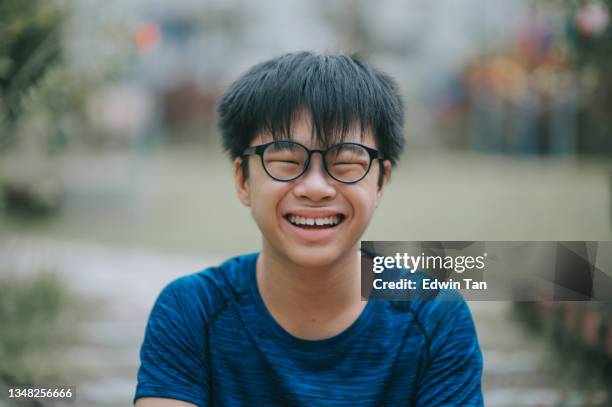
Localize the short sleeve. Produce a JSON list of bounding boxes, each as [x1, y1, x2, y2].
[[134, 278, 209, 406], [413, 299, 484, 406]]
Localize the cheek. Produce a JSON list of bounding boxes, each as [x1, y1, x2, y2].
[[345, 188, 378, 221], [250, 182, 290, 223]]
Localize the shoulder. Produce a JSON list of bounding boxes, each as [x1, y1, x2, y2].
[[156, 252, 258, 324], [404, 296, 483, 404], [380, 269, 473, 334], [392, 289, 476, 346]]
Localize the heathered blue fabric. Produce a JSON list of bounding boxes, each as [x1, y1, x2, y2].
[[134, 253, 483, 406]]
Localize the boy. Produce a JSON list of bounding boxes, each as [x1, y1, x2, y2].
[[134, 52, 483, 406]]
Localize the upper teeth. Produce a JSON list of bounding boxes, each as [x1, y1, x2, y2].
[[288, 215, 340, 226]]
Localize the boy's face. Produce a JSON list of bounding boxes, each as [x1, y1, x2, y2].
[[234, 113, 391, 269]]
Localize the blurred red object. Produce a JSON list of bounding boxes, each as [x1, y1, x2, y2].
[[136, 22, 161, 52]]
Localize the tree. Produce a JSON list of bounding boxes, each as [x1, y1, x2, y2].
[[0, 0, 64, 148], [564, 0, 612, 153]]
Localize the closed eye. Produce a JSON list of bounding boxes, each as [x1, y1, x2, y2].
[[333, 162, 365, 166], [269, 160, 301, 165]]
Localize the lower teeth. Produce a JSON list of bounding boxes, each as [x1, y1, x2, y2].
[[295, 224, 333, 229], [288, 220, 337, 228]]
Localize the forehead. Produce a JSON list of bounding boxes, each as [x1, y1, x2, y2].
[[256, 111, 376, 149]]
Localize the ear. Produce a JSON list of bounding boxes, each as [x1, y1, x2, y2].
[[234, 157, 251, 207], [375, 160, 392, 207]]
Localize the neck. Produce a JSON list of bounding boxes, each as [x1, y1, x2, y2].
[[256, 240, 363, 322]]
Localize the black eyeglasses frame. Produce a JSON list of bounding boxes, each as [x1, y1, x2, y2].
[[242, 140, 385, 184]]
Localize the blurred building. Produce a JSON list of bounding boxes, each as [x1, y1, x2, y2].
[[62, 0, 524, 146]]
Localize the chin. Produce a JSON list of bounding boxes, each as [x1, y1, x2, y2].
[[285, 245, 351, 269]]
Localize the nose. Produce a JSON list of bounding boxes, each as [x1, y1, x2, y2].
[[292, 153, 336, 202]]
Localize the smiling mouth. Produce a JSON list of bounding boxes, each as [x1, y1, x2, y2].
[[284, 214, 346, 230]]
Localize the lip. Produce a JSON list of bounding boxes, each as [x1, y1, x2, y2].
[[283, 209, 346, 218], [281, 209, 347, 242]]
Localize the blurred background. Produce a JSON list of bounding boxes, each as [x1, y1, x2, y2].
[[1, 0, 611, 405]]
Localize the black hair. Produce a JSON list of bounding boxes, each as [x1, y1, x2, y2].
[[217, 51, 405, 183]]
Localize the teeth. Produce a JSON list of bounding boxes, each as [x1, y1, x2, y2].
[[288, 215, 341, 226]]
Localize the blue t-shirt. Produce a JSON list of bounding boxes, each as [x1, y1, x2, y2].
[[134, 253, 483, 406]]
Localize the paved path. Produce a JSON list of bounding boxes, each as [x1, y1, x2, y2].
[[0, 238, 608, 406]]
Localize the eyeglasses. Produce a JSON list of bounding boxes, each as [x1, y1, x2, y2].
[[242, 140, 384, 184]]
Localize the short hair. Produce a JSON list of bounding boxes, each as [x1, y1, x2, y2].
[[217, 51, 405, 174]]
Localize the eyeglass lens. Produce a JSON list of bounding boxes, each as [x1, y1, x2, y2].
[[262, 141, 371, 182]]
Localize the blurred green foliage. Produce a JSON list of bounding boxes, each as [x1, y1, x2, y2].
[[565, 0, 612, 68], [0, 272, 80, 386], [0, 0, 64, 123], [0, 0, 64, 150], [567, 0, 612, 154], [514, 302, 612, 404]]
